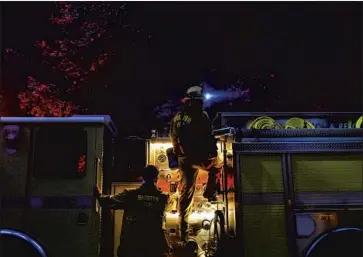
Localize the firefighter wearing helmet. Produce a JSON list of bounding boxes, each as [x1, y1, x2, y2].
[[94, 165, 171, 257], [170, 86, 222, 244]]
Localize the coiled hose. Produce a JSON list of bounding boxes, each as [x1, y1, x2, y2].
[[285, 117, 315, 129], [355, 116, 362, 128], [248, 116, 282, 129]]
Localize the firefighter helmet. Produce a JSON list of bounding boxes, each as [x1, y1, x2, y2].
[[181, 86, 203, 103]]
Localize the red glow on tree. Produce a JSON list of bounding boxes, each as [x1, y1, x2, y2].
[[32, 3, 118, 86], [18, 77, 78, 117], [49, 3, 77, 25], [3, 2, 129, 117]]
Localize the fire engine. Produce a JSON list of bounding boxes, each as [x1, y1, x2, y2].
[[0, 116, 117, 257], [1, 112, 362, 257]]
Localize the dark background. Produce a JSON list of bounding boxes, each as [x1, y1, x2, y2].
[[1, 2, 362, 174], [2, 3, 362, 123], [120, 3, 362, 122]]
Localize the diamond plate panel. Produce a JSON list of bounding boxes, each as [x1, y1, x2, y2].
[[233, 141, 362, 153], [236, 128, 363, 138]]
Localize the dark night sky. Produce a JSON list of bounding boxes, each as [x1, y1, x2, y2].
[[2, 2, 362, 134], [125, 2, 362, 108]]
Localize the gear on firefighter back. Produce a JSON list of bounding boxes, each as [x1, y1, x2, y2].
[[95, 182, 171, 257], [170, 87, 222, 242]]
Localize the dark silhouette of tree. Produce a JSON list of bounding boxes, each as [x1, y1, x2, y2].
[[2, 2, 145, 117]]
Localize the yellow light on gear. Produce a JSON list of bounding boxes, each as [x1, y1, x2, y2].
[[355, 116, 362, 128], [248, 116, 282, 129]]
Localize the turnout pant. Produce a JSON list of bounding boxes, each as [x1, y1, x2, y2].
[[177, 156, 222, 241], [117, 230, 170, 257]]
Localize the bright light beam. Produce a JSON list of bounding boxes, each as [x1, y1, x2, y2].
[[204, 93, 212, 100], [202, 83, 250, 108]]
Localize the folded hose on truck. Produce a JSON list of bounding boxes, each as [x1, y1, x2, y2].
[[355, 116, 362, 128], [284, 117, 315, 129], [247, 116, 283, 129]]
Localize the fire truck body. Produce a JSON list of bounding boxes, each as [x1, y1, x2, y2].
[[0, 116, 117, 257], [1, 112, 362, 257], [223, 112, 363, 257], [137, 112, 363, 257]]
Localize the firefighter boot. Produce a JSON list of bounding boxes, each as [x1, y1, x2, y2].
[[203, 169, 221, 202]]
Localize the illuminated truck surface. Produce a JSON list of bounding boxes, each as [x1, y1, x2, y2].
[[218, 112, 363, 257], [121, 112, 362, 257], [1, 113, 362, 257], [0, 116, 117, 257]]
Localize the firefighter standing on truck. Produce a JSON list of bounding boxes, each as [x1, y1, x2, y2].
[[170, 86, 222, 244], [94, 165, 171, 257]]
